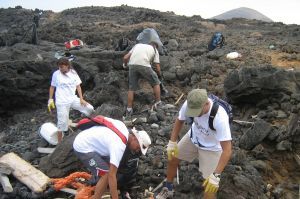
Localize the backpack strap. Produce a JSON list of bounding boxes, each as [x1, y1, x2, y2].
[[209, 102, 219, 131], [82, 116, 127, 144], [150, 44, 158, 65]]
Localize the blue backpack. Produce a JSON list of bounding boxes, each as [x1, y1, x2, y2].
[[186, 94, 233, 131], [208, 32, 225, 51]]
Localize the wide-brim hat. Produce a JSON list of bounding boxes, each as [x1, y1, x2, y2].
[[132, 129, 151, 155]]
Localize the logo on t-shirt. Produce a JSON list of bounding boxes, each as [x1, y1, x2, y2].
[[194, 120, 209, 136], [89, 158, 96, 166]]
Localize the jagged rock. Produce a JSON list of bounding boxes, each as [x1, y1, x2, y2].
[[239, 120, 272, 150], [224, 66, 300, 104], [0, 5, 300, 199], [39, 132, 81, 177]]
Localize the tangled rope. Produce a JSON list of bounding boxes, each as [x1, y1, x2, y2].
[[50, 172, 95, 199]]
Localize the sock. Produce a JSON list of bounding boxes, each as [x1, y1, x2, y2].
[[165, 181, 173, 191], [127, 107, 133, 112], [155, 100, 161, 105]]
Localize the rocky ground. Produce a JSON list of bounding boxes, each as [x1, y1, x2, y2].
[[0, 5, 300, 199]]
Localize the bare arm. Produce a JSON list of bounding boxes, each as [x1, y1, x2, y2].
[[76, 85, 83, 100], [49, 86, 55, 99], [214, 140, 232, 174], [154, 63, 161, 77], [76, 85, 87, 106], [108, 164, 118, 199], [170, 118, 185, 141], [93, 174, 108, 199], [123, 52, 131, 66]]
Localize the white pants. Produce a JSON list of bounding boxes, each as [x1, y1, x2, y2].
[[177, 133, 222, 179], [56, 97, 94, 131]]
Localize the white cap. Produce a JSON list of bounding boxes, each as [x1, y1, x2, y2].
[[132, 128, 151, 155]]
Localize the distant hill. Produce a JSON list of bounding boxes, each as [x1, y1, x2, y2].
[[211, 7, 273, 22]]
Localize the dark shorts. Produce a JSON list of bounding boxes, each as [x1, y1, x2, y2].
[[128, 65, 161, 91], [75, 151, 109, 177]]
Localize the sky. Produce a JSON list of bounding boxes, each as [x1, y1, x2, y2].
[[1, 0, 300, 25]]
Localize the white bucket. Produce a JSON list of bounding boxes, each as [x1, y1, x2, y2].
[[38, 122, 58, 145]]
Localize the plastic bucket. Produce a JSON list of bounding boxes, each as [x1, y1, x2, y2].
[[38, 122, 58, 145]]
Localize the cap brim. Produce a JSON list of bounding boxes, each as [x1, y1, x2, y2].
[[185, 107, 202, 117], [132, 131, 148, 155]]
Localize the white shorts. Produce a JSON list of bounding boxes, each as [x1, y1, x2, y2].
[[56, 97, 94, 131], [177, 133, 222, 179]]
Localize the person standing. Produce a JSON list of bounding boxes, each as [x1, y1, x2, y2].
[[73, 117, 151, 199], [48, 57, 94, 143], [123, 42, 162, 119], [156, 89, 232, 199]]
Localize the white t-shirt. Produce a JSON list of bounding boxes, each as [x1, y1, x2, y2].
[[178, 99, 232, 151], [128, 43, 159, 68], [51, 69, 82, 104], [73, 118, 129, 168]]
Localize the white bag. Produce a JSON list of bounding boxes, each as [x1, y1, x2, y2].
[[226, 52, 242, 59], [38, 122, 58, 145]]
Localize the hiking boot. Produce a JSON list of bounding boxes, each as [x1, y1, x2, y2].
[[156, 187, 174, 199], [123, 109, 133, 121]]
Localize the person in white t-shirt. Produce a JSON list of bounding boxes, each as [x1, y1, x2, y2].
[[157, 89, 232, 199], [73, 117, 151, 199], [123, 42, 162, 118], [48, 58, 94, 143]]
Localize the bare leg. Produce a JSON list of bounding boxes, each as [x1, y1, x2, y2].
[[153, 84, 161, 103], [91, 174, 108, 199], [127, 90, 134, 108], [204, 192, 216, 199], [166, 157, 180, 183], [57, 131, 63, 143]]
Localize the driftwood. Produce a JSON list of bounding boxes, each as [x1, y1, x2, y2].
[[233, 119, 254, 125], [37, 147, 56, 154], [0, 162, 13, 175], [174, 93, 184, 105], [61, 187, 77, 195], [0, 173, 13, 193], [0, 152, 50, 193]]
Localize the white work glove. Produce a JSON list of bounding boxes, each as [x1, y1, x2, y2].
[[202, 173, 220, 193], [167, 140, 178, 161], [47, 99, 55, 112]]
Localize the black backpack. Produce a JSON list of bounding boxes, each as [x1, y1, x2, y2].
[[208, 32, 225, 51], [186, 94, 233, 131]]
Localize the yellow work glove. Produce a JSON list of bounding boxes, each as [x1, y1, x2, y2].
[[202, 173, 220, 193], [48, 99, 55, 112], [167, 140, 178, 161]]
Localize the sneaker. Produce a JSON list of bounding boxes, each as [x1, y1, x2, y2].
[[123, 109, 133, 121], [156, 187, 174, 199], [152, 101, 164, 111]]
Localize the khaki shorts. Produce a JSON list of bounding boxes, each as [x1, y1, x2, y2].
[[128, 65, 160, 91], [178, 133, 222, 179]]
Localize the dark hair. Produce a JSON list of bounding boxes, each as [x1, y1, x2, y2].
[[57, 57, 70, 67]]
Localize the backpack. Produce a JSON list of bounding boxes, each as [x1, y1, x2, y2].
[[115, 37, 134, 51], [186, 94, 233, 131], [64, 39, 83, 50], [76, 115, 127, 144], [208, 32, 225, 51]]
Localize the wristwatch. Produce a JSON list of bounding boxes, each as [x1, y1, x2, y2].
[[213, 172, 221, 178]]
